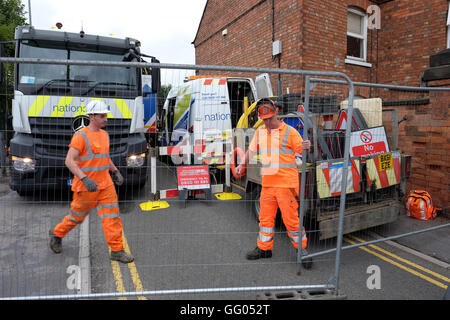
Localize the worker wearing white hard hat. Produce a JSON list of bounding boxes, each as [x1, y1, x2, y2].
[[84, 100, 110, 131], [49, 100, 133, 264], [85, 100, 111, 115]]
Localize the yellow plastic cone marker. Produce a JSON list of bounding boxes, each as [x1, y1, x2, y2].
[[214, 192, 242, 200], [139, 200, 170, 211]]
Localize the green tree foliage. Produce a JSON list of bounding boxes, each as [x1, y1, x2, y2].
[[158, 84, 172, 106], [0, 0, 27, 55], [0, 0, 27, 132]]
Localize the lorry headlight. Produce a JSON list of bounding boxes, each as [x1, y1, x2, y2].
[[12, 156, 36, 172], [126, 153, 146, 167]]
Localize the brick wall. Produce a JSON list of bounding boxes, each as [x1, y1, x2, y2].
[[376, 0, 448, 86], [193, 0, 450, 210], [194, 0, 303, 91], [397, 85, 450, 211]]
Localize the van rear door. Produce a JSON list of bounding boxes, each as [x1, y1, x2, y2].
[[255, 73, 274, 99], [199, 78, 231, 134]]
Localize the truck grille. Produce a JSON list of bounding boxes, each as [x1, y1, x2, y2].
[[29, 117, 131, 158]]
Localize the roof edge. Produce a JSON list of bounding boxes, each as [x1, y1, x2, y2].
[[191, 0, 209, 45]]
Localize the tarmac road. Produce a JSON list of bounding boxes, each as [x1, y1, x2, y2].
[[88, 163, 450, 300]]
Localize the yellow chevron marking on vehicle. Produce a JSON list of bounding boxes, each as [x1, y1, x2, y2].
[[114, 99, 132, 119], [344, 236, 448, 289], [27, 95, 50, 117], [50, 96, 74, 117]]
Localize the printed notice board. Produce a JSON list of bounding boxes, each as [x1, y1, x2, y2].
[[349, 126, 390, 157], [378, 152, 393, 171], [177, 165, 210, 190]]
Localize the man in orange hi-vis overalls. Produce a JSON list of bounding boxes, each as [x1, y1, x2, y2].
[[236, 99, 311, 264], [49, 100, 134, 264]]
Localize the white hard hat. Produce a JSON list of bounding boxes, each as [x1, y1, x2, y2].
[[85, 100, 110, 114]]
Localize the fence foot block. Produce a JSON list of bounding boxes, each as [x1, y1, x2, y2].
[[256, 289, 347, 300]]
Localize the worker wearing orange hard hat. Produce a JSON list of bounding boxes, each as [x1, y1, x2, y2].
[[236, 99, 312, 264]]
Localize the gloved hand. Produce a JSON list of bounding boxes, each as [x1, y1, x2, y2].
[[81, 176, 98, 192], [112, 170, 124, 186]]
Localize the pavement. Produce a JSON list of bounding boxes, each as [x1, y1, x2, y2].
[[0, 173, 448, 300]]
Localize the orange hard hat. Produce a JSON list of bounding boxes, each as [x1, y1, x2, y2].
[[258, 99, 278, 119]]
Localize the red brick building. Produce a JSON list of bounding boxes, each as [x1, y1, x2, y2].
[[193, 0, 450, 210]]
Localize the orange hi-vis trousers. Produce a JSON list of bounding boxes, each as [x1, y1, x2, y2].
[[53, 185, 124, 252], [257, 186, 307, 251]]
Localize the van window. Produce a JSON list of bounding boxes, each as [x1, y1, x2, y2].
[[227, 80, 255, 128]]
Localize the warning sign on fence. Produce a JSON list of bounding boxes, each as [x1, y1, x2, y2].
[[349, 126, 390, 157], [177, 165, 210, 190]]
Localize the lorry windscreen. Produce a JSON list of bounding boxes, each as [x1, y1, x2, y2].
[[17, 41, 139, 98]]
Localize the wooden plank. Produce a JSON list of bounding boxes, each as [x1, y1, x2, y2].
[[318, 201, 399, 240]]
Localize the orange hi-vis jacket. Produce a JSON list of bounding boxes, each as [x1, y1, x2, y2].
[[69, 127, 114, 192], [249, 121, 303, 188]]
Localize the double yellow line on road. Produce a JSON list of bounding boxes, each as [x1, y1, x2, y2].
[[110, 232, 147, 300], [344, 234, 449, 290]]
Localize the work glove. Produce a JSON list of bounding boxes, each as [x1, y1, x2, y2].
[[112, 170, 124, 186], [81, 176, 98, 192]]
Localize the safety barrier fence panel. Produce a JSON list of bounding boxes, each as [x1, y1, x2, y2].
[[0, 57, 448, 300], [303, 77, 450, 292]]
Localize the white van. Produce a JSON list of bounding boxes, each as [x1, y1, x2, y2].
[[159, 74, 273, 150]]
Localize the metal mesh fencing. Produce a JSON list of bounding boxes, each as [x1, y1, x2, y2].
[[304, 78, 450, 273], [0, 57, 448, 300]]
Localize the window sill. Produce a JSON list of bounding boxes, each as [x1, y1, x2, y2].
[[345, 58, 372, 68]]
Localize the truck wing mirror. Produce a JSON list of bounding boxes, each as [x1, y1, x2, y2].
[[151, 57, 161, 94]]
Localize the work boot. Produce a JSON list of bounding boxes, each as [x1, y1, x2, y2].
[[298, 248, 313, 269], [246, 247, 272, 260], [110, 250, 134, 264], [49, 229, 62, 254]]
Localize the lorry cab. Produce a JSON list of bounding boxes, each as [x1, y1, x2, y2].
[[159, 74, 273, 150], [7, 25, 158, 196]]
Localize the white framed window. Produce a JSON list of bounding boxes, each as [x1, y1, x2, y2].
[[447, 2, 450, 48], [345, 7, 372, 67]]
